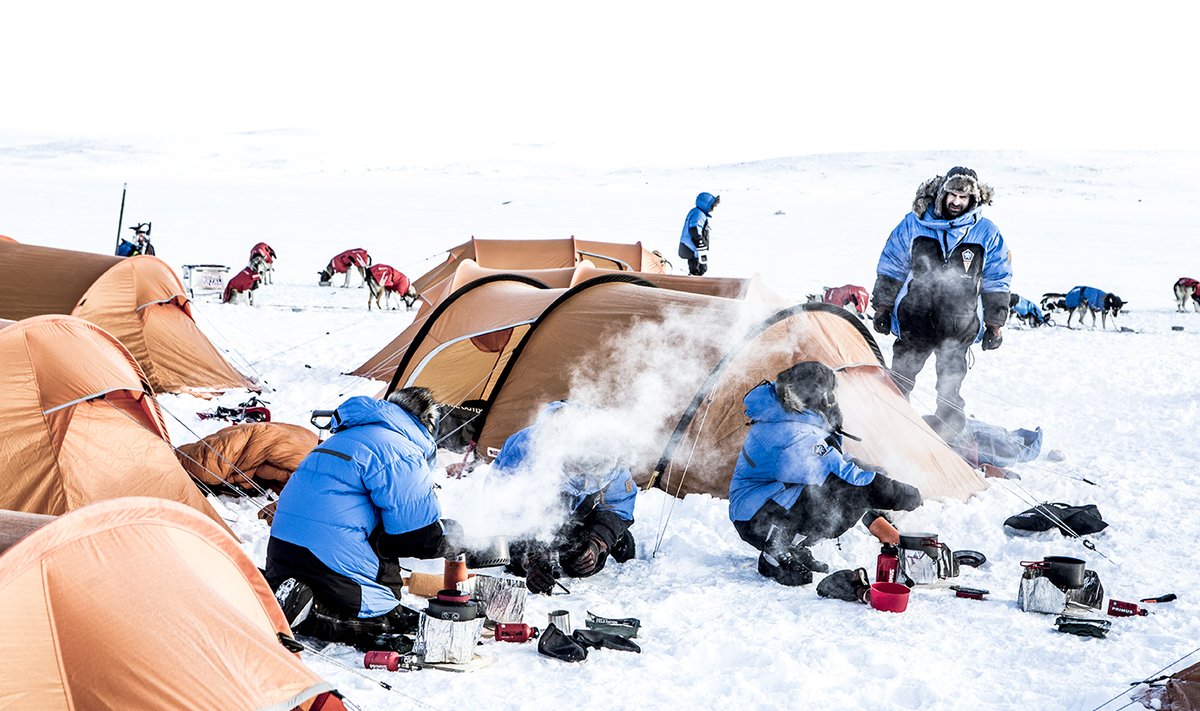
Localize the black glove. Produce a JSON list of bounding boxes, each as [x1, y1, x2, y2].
[[981, 325, 1003, 351], [537, 623, 588, 662], [525, 557, 560, 595], [561, 533, 609, 578], [867, 474, 923, 511], [571, 628, 642, 653], [872, 307, 892, 335], [816, 568, 871, 604]]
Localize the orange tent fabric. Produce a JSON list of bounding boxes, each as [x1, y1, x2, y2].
[[0, 316, 233, 533], [0, 234, 16, 243], [352, 261, 784, 384], [176, 422, 319, 491], [0, 242, 256, 394], [387, 278, 985, 502], [410, 237, 668, 301], [0, 498, 337, 710]]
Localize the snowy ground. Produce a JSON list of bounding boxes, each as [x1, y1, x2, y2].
[[3, 136, 1199, 710]]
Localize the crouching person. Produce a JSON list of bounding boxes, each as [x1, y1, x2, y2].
[[730, 362, 922, 586], [491, 401, 637, 595], [265, 387, 462, 648]]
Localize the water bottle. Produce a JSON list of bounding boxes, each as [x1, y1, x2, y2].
[[876, 544, 899, 584]]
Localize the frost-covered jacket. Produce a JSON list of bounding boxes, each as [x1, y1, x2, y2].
[[729, 382, 877, 522], [492, 423, 636, 523], [874, 206, 1012, 343], [271, 396, 441, 617], [1065, 286, 1106, 310], [678, 192, 717, 260]]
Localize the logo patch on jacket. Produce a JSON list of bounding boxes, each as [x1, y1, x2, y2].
[[961, 249, 975, 273], [626, 479, 633, 493], [812, 443, 829, 456]]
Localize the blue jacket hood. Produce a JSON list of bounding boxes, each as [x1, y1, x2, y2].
[[695, 192, 718, 216], [331, 396, 436, 463]]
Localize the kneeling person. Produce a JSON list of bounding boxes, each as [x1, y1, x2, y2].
[[491, 401, 637, 594], [265, 387, 461, 647], [730, 362, 922, 586]]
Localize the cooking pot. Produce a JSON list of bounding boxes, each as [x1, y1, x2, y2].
[[1043, 556, 1085, 589]]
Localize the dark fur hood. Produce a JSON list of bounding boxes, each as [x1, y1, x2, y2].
[[912, 173, 995, 218]]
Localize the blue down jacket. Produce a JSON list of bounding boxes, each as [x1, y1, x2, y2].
[[491, 403, 636, 521], [729, 382, 876, 522], [678, 192, 718, 260], [271, 396, 441, 617], [876, 206, 1012, 343]]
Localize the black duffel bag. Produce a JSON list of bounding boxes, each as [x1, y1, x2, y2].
[[1004, 503, 1108, 536]]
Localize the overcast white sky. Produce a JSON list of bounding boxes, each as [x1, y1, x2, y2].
[[4, 1, 1196, 164]]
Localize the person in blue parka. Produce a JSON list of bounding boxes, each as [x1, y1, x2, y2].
[[730, 362, 923, 586], [265, 387, 461, 646], [678, 191, 719, 276], [871, 167, 1012, 438], [491, 401, 637, 595]]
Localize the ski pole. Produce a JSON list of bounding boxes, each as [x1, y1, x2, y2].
[[114, 183, 127, 254]]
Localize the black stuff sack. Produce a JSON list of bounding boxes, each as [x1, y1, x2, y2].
[[1004, 503, 1108, 536]]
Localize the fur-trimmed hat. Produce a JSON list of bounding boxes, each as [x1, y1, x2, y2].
[[912, 166, 994, 218], [386, 386, 441, 437], [775, 361, 837, 414]]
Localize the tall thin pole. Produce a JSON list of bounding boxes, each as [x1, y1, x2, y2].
[[114, 183, 127, 254]]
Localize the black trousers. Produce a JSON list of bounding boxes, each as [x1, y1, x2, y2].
[[733, 476, 874, 553], [687, 257, 708, 276], [890, 336, 971, 437]]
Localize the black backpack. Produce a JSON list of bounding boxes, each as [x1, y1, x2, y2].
[[1004, 503, 1108, 536]]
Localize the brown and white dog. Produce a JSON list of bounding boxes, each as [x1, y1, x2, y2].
[[365, 264, 419, 311], [223, 264, 263, 305], [250, 242, 276, 285], [1174, 277, 1200, 313], [318, 248, 371, 288]]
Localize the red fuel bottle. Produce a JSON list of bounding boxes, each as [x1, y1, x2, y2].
[[876, 544, 899, 584]]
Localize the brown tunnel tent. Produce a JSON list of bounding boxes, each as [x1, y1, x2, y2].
[[0, 315, 233, 534], [409, 237, 670, 314], [353, 260, 782, 384], [385, 274, 987, 502], [0, 241, 256, 394], [0, 498, 340, 710]]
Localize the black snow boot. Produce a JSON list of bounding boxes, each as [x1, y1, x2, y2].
[[757, 551, 814, 587], [610, 530, 636, 563]]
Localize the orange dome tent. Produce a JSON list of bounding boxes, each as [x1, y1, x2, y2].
[[0, 498, 342, 710], [0, 315, 232, 533], [0, 241, 256, 394]]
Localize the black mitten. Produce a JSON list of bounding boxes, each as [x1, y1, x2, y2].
[[561, 533, 609, 578], [537, 623, 588, 662], [867, 474, 923, 511], [525, 558, 559, 596], [572, 628, 642, 653], [816, 568, 871, 604]]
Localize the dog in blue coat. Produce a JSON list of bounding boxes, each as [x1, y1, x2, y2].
[[1064, 286, 1125, 330]]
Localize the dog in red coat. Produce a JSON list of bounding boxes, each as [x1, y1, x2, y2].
[[250, 243, 276, 285], [812, 284, 870, 319], [223, 266, 262, 305], [1175, 277, 1200, 313], [319, 248, 371, 288], [365, 264, 419, 311]]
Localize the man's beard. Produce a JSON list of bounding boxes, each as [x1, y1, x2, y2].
[[816, 401, 844, 433]]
